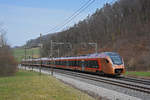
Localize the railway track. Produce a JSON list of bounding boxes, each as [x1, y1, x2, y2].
[[48, 67, 150, 86], [115, 76, 150, 86], [50, 68, 150, 94], [25, 66, 150, 94]]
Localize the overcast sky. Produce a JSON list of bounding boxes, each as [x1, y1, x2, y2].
[[0, 0, 114, 47]]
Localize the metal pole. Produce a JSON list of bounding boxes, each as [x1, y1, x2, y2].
[[24, 45, 27, 70], [39, 33, 42, 75], [88, 43, 98, 53], [32, 47, 33, 71], [51, 40, 53, 76], [49, 42, 72, 75], [51, 58, 54, 76], [57, 48, 59, 57], [51, 40, 53, 57], [95, 43, 98, 54], [67, 43, 72, 55]]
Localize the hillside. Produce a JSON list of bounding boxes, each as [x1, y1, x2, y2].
[[26, 0, 150, 71], [13, 47, 40, 62]]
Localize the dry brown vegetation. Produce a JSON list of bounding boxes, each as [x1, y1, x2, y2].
[[0, 46, 17, 76], [0, 28, 17, 76], [26, 0, 150, 71]]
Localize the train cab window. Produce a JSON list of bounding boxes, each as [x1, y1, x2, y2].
[[105, 59, 109, 63]]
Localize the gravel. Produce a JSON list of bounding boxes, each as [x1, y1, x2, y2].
[[19, 66, 150, 100]]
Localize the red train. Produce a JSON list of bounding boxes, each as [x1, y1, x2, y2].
[[21, 52, 125, 75]]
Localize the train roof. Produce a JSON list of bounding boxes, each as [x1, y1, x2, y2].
[[22, 52, 120, 61]]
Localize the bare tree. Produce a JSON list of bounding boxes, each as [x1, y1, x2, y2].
[[0, 23, 7, 47], [0, 23, 17, 76]]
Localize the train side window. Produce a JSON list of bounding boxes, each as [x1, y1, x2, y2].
[[79, 61, 82, 67], [69, 61, 72, 66], [71, 61, 73, 66], [85, 61, 88, 67], [55, 61, 58, 65], [72, 61, 75, 66], [62, 61, 64, 65], [77, 61, 81, 67], [61, 61, 63, 65], [60, 61, 62, 65], [69, 61, 71, 66], [74, 61, 77, 66], [59, 61, 60, 65], [48, 61, 51, 65], [76, 61, 78, 66], [78, 61, 80, 67], [88, 60, 99, 68], [72, 61, 74, 66]]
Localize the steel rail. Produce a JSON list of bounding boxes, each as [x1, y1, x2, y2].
[[53, 69, 150, 94], [116, 76, 150, 85], [24, 66, 150, 94]]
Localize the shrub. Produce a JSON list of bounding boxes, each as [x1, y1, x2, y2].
[[0, 46, 17, 76]]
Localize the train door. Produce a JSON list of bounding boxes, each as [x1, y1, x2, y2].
[[101, 58, 113, 74], [81, 60, 85, 71]]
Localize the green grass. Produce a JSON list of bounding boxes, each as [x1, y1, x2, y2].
[[125, 71, 150, 77], [0, 70, 94, 100], [13, 47, 40, 62]]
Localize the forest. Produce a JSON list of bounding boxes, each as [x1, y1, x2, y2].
[[26, 0, 150, 71]]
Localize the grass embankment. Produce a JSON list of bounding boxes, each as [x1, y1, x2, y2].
[[0, 70, 94, 100], [125, 71, 150, 77], [13, 47, 40, 62]]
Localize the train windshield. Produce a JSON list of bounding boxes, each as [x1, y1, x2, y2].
[[110, 56, 123, 65], [106, 52, 123, 65]]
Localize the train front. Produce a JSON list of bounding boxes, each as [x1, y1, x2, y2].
[[105, 52, 125, 75]]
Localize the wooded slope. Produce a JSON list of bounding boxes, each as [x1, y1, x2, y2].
[[27, 0, 150, 71]]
